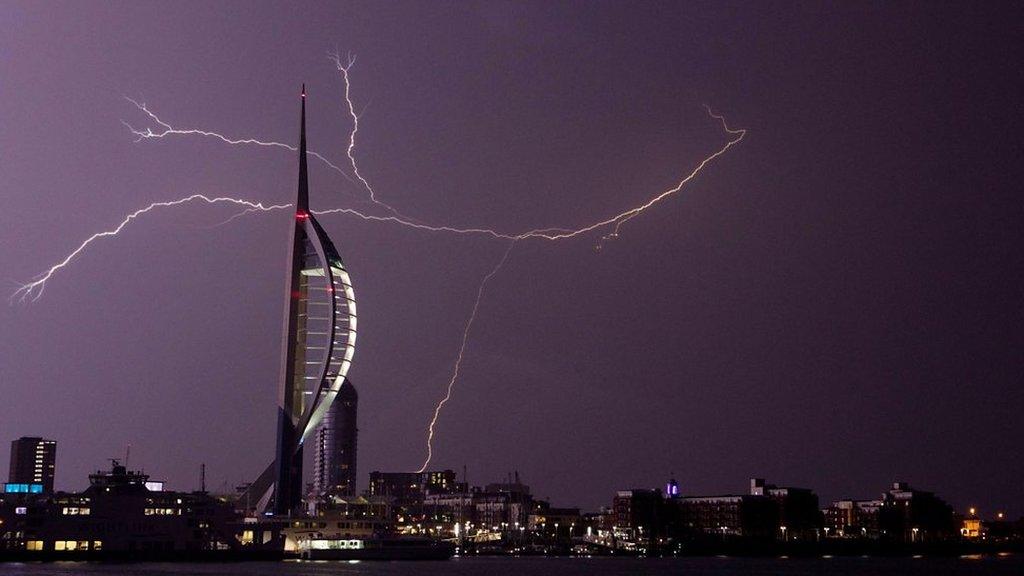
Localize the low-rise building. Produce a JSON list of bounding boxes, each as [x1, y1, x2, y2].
[[878, 482, 954, 542], [674, 494, 777, 539], [613, 489, 664, 542], [750, 478, 820, 540], [824, 481, 954, 543], [823, 499, 883, 537]]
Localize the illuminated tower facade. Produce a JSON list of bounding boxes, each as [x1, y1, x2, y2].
[[312, 379, 358, 497], [241, 86, 357, 516], [7, 437, 57, 494]]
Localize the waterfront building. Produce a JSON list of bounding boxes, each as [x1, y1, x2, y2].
[[612, 489, 664, 542], [750, 478, 821, 539], [528, 501, 582, 536], [877, 481, 955, 542], [584, 508, 616, 533], [980, 514, 1021, 541], [367, 472, 535, 538], [674, 494, 777, 539], [422, 490, 474, 531], [823, 481, 954, 542], [313, 380, 358, 497], [366, 470, 461, 530], [663, 477, 819, 541], [474, 483, 532, 530], [368, 470, 458, 503], [0, 461, 238, 555], [7, 437, 56, 494], [823, 498, 883, 537], [961, 510, 982, 539]]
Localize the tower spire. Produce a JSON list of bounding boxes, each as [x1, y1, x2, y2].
[[297, 83, 309, 212]]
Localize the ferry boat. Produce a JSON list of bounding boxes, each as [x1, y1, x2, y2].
[[297, 536, 455, 561]]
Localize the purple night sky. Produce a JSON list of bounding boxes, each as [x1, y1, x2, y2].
[[1, 2, 1021, 516]]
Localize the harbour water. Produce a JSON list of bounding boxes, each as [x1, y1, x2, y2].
[[3, 555, 1023, 576]]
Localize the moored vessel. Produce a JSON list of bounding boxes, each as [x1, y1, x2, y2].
[[298, 536, 455, 560]]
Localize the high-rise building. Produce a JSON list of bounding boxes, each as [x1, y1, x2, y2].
[[237, 86, 358, 515], [313, 379, 358, 497], [7, 437, 57, 494]]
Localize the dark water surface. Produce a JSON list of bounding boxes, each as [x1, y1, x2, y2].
[[3, 556, 1023, 576]]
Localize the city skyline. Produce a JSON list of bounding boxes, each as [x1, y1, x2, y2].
[[1, 1, 1022, 521], [8, 433, 1014, 560], [3, 434, 1010, 525]]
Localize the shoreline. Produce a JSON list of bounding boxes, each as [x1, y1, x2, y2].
[[1, 544, 1019, 563]]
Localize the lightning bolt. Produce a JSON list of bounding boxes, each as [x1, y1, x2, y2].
[[417, 240, 517, 473], [123, 95, 744, 244], [11, 195, 288, 303], [328, 51, 414, 222], [122, 97, 357, 188], [17, 56, 747, 474], [520, 106, 746, 243]]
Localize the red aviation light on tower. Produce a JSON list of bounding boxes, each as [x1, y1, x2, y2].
[[296, 211, 309, 220]]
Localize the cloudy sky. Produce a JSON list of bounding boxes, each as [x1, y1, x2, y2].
[[1, 1, 1021, 515]]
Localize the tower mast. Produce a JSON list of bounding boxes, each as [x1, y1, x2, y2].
[[272, 85, 312, 515]]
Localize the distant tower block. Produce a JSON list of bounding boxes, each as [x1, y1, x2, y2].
[[7, 437, 57, 494], [313, 379, 358, 497]]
